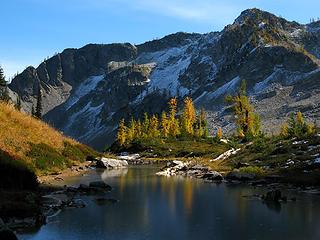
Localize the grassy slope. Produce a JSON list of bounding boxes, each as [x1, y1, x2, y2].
[[0, 102, 99, 177], [0, 103, 101, 221], [226, 135, 320, 184]]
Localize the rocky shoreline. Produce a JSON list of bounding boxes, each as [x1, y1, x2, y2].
[[2, 155, 320, 238], [156, 160, 320, 200], [2, 154, 161, 235]]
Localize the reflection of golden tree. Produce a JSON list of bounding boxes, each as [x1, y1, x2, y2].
[[119, 174, 126, 196], [168, 178, 176, 213], [183, 179, 194, 215]]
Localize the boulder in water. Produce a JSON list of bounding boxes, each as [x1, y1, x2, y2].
[[202, 171, 224, 181], [263, 190, 282, 202], [226, 170, 256, 181], [96, 158, 128, 169]]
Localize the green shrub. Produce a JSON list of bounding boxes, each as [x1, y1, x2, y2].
[[62, 141, 85, 162], [27, 143, 70, 170], [62, 141, 99, 162], [238, 166, 265, 176]]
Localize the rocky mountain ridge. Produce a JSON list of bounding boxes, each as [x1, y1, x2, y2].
[[8, 8, 320, 150]]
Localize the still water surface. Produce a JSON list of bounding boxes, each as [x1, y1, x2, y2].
[[19, 166, 320, 240]]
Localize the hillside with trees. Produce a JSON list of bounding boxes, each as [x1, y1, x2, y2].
[[110, 80, 319, 185]]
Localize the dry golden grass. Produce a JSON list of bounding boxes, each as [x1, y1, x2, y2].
[[0, 102, 77, 165]]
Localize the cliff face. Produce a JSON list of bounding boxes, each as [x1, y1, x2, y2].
[[9, 9, 320, 150]]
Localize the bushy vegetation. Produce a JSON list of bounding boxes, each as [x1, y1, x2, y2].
[[27, 143, 72, 171], [238, 166, 265, 176], [280, 111, 316, 138]]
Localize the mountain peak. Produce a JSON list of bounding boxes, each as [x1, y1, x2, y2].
[[233, 8, 300, 31], [234, 8, 273, 24]]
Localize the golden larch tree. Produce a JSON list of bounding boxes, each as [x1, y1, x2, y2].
[[181, 97, 196, 136], [161, 111, 169, 138], [117, 119, 127, 146], [168, 97, 180, 137]]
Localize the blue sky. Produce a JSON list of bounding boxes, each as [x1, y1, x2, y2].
[[1, 0, 319, 78]]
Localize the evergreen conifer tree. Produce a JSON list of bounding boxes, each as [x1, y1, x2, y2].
[[35, 87, 42, 119], [15, 96, 22, 111], [226, 80, 261, 140], [0, 66, 6, 87], [0, 66, 10, 103]]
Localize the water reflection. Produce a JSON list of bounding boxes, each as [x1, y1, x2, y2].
[[19, 166, 320, 240], [101, 168, 128, 179]]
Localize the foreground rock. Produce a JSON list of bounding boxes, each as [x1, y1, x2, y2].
[[0, 219, 18, 240], [96, 158, 128, 169]]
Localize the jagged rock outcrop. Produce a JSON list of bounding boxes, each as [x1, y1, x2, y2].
[[9, 8, 320, 150]]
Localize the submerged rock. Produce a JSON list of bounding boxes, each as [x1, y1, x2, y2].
[[89, 181, 112, 191], [94, 198, 119, 205], [263, 190, 282, 202]]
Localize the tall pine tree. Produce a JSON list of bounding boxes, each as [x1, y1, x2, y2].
[[35, 87, 43, 119], [226, 80, 261, 140], [0, 66, 6, 87], [15, 96, 22, 111], [0, 66, 10, 103]]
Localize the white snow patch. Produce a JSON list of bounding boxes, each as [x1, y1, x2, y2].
[[254, 67, 320, 93], [207, 76, 240, 99], [254, 71, 279, 93], [65, 75, 104, 110], [134, 44, 193, 102], [290, 28, 303, 38], [259, 22, 266, 28], [64, 102, 105, 141], [210, 148, 241, 162]]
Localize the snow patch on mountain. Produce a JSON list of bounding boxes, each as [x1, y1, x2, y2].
[[63, 102, 105, 140], [65, 75, 105, 110], [208, 76, 240, 99], [254, 71, 279, 93], [134, 44, 194, 102]]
